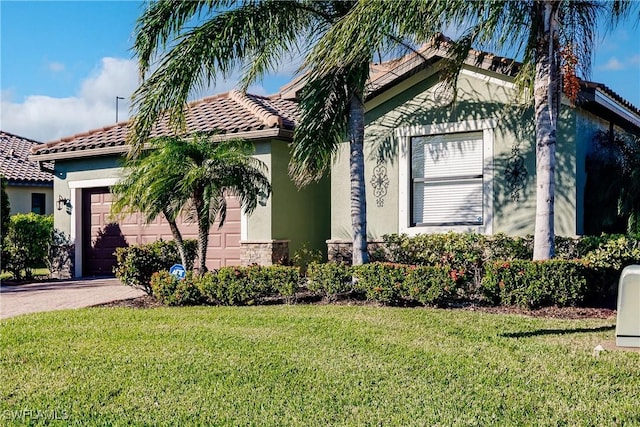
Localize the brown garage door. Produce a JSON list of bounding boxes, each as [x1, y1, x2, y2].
[[82, 187, 241, 276]]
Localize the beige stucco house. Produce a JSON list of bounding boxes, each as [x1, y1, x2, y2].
[[1, 131, 54, 215]]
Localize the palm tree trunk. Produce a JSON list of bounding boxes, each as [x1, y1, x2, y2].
[[533, 0, 559, 260], [193, 190, 210, 274], [162, 208, 190, 270], [349, 91, 369, 265]]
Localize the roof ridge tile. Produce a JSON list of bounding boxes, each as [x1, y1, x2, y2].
[[229, 90, 283, 128]]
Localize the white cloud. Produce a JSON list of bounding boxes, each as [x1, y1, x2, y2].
[[1, 56, 280, 143], [599, 57, 625, 71], [47, 61, 65, 73], [1, 57, 140, 142]]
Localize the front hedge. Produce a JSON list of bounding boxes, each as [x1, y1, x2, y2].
[[151, 265, 300, 306], [139, 232, 640, 309], [482, 260, 589, 309], [306, 262, 353, 300]]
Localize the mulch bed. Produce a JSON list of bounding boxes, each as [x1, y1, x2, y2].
[[94, 294, 616, 320]]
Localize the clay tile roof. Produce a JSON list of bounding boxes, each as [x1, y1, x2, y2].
[[0, 131, 53, 184], [32, 91, 299, 157], [580, 80, 640, 117]]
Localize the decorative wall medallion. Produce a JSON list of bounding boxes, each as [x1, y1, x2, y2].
[[371, 157, 389, 207], [505, 145, 528, 203]]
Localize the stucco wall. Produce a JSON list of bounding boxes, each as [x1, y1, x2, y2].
[[270, 141, 331, 258], [331, 65, 585, 240], [53, 156, 123, 237], [5, 185, 53, 215], [246, 141, 273, 240], [52, 139, 331, 262]]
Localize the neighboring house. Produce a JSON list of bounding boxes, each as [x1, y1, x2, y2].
[[317, 44, 640, 259], [0, 131, 54, 215], [30, 91, 329, 277]]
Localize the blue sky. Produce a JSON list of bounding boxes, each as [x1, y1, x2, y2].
[[1, 1, 639, 143]]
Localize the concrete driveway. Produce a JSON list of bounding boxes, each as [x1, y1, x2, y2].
[[0, 278, 145, 319]]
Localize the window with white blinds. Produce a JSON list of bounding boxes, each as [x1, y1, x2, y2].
[[411, 132, 484, 226]]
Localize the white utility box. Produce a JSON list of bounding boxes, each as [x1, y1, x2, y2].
[[616, 265, 640, 347]]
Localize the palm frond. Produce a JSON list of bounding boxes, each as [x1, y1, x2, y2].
[[288, 68, 351, 186], [133, 0, 233, 77], [129, 1, 320, 155]]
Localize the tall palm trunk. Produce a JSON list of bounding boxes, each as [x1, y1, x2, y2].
[[162, 208, 190, 270], [349, 91, 368, 265], [533, 0, 560, 260], [193, 188, 210, 274]]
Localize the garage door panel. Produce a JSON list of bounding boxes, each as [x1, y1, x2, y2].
[[225, 233, 241, 246], [83, 188, 242, 276]]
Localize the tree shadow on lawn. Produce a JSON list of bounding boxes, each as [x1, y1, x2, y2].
[[500, 325, 615, 339]]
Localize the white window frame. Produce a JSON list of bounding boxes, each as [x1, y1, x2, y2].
[[397, 119, 495, 236]]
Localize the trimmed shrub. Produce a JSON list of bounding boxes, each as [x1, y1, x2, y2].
[[198, 267, 252, 305], [484, 233, 533, 261], [306, 262, 353, 300], [290, 243, 323, 275], [197, 265, 300, 306], [3, 213, 54, 280], [353, 262, 408, 305], [247, 265, 300, 302], [150, 271, 179, 305], [114, 239, 197, 295], [404, 265, 458, 306], [583, 235, 640, 270], [381, 232, 523, 294], [582, 235, 640, 305], [150, 271, 202, 306], [482, 260, 589, 309]]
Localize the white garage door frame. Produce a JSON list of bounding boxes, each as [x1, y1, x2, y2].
[[68, 178, 248, 277], [69, 178, 120, 278]]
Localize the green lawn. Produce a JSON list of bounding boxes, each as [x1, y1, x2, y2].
[[1, 306, 638, 426]]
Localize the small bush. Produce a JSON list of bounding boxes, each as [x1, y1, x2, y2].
[[381, 232, 519, 293], [583, 235, 640, 270], [150, 271, 202, 306], [3, 213, 54, 280], [306, 262, 353, 300], [150, 271, 179, 305], [201, 267, 254, 305], [485, 233, 532, 261], [353, 262, 408, 305], [291, 243, 323, 275], [248, 265, 300, 302], [114, 239, 197, 295], [482, 260, 589, 309], [404, 266, 458, 306], [197, 265, 300, 306]]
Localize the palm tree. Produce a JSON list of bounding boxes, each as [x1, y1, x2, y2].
[[112, 134, 271, 272], [306, 0, 637, 260], [111, 144, 192, 269], [128, 0, 444, 265]]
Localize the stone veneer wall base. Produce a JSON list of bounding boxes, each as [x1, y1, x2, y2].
[[240, 240, 290, 266]]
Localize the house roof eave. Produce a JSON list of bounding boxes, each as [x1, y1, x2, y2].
[[30, 128, 294, 162]]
